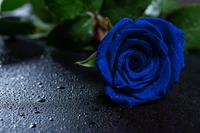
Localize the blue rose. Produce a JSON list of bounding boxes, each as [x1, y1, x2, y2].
[[96, 18, 184, 106]]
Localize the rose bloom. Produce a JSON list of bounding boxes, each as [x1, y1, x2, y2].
[[96, 18, 184, 106]]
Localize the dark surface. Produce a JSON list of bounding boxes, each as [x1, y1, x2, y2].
[[0, 38, 200, 133]]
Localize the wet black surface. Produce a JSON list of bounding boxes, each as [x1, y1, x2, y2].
[[0, 38, 200, 133]]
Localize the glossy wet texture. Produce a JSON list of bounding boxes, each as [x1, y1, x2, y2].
[[0, 38, 200, 133]]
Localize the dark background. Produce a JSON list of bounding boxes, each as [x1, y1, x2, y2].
[[1, 0, 200, 133]]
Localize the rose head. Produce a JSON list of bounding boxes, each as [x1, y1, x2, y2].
[[96, 18, 184, 106]]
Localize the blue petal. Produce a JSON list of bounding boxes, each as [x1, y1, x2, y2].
[[140, 18, 184, 68], [117, 49, 152, 79], [120, 31, 169, 82], [132, 58, 171, 100], [124, 57, 159, 90], [124, 19, 164, 41], [105, 85, 147, 106], [113, 70, 128, 88], [119, 28, 168, 55], [96, 18, 133, 85], [108, 25, 163, 73], [166, 44, 181, 92], [114, 49, 151, 89], [116, 38, 153, 61], [107, 33, 124, 74], [123, 58, 153, 87]]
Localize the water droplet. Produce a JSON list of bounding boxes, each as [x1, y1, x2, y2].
[[19, 113, 25, 117], [37, 82, 42, 85], [77, 114, 81, 120], [0, 118, 3, 121], [39, 85, 43, 88], [49, 118, 53, 121], [37, 98, 46, 103], [29, 123, 36, 128], [34, 111, 40, 114], [57, 86, 65, 89]]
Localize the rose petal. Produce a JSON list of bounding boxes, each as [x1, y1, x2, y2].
[[105, 85, 147, 106], [124, 19, 164, 41], [117, 49, 152, 79], [96, 18, 133, 85], [119, 29, 168, 55], [113, 70, 128, 88], [107, 33, 124, 74], [132, 58, 171, 100], [166, 44, 181, 92], [124, 58, 153, 87], [108, 23, 164, 73], [114, 49, 153, 89], [141, 18, 184, 68], [116, 38, 153, 61]]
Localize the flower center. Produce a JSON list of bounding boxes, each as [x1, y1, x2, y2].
[[128, 52, 147, 72]]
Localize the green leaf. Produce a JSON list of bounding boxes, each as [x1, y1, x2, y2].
[[44, 0, 85, 20], [1, 0, 28, 12], [160, 0, 181, 13], [28, 32, 48, 39], [76, 51, 96, 67], [28, 21, 53, 39], [0, 0, 4, 12], [145, 0, 181, 17], [46, 14, 93, 49], [83, 45, 95, 51], [100, 0, 151, 24], [0, 18, 36, 35], [82, 0, 104, 12], [0, 17, 52, 38], [166, 5, 200, 51], [30, 0, 57, 22]]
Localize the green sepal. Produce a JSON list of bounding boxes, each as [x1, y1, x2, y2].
[[75, 51, 96, 67]]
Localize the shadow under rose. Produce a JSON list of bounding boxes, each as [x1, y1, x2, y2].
[[50, 49, 101, 82], [0, 37, 44, 65]]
